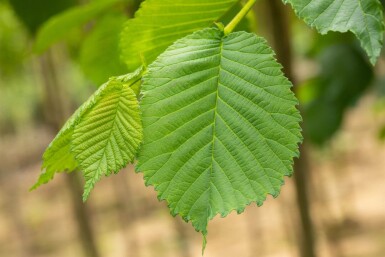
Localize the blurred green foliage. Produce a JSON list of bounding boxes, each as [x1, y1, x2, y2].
[[31, 0, 130, 85], [0, 1, 94, 135], [0, 75, 42, 134], [79, 12, 128, 85], [8, 0, 76, 34], [0, 2, 28, 77], [0, 2, 37, 134], [372, 76, 385, 141], [33, 0, 127, 53], [300, 40, 374, 145]]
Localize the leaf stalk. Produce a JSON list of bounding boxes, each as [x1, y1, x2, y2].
[[224, 0, 258, 35]]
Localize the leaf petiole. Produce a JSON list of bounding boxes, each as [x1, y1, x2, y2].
[[224, 0, 258, 35]]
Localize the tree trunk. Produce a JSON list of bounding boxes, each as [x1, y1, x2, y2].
[[39, 49, 100, 257], [111, 170, 141, 256]]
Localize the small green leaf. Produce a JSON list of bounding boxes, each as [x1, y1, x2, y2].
[[71, 73, 143, 201], [34, 0, 127, 53], [120, 0, 240, 71], [137, 28, 302, 238], [283, 0, 385, 64], [33, 69, 143, 198]]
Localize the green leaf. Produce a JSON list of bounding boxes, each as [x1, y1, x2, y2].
[[137, 28, 302, 239], [34, 0, 127, 53], [283, 0, 385, 64], [120, 0, 239, 71], [301, 42, 373, 145], [71, 72, 143, 201], [80, 12, 128, 85], [33, 69, 143, 198]]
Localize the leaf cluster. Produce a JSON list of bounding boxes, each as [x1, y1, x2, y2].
[[31, 0, 385, 245]]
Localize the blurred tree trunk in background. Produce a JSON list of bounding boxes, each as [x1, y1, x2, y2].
[[39, 49, 100, 257], [256, 1, 317, 257], [112, 171, 141, 256]]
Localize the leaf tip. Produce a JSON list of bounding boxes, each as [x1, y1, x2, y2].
[[82, 190, 90, 202], [370, 55, 379, 66], [29, 183, 39, 192], [82, 183, 93, 202]]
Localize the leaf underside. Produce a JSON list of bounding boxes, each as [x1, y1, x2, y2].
[[137, 28, 302, 238], [120, 0, 239, 71], [284, 0, 385, 64], [34, 70, 143, 200], [72, 79, 143, 201]]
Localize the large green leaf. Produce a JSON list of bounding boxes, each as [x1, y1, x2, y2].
[[283, 0, 385, 64], [120, 0, 240, 71], [34, 0, 127, 53], [33, 69, 143, 199], [137, 28, 302, 240]]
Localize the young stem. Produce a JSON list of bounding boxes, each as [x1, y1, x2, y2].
[[224, 0, 258, 35]]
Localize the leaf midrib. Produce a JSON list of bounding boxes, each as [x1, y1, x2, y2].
[[83, 84, 136, 173], [207, 38, 224, 219]]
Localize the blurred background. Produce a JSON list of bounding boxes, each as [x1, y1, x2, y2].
[[0, 0, 385, 256]]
